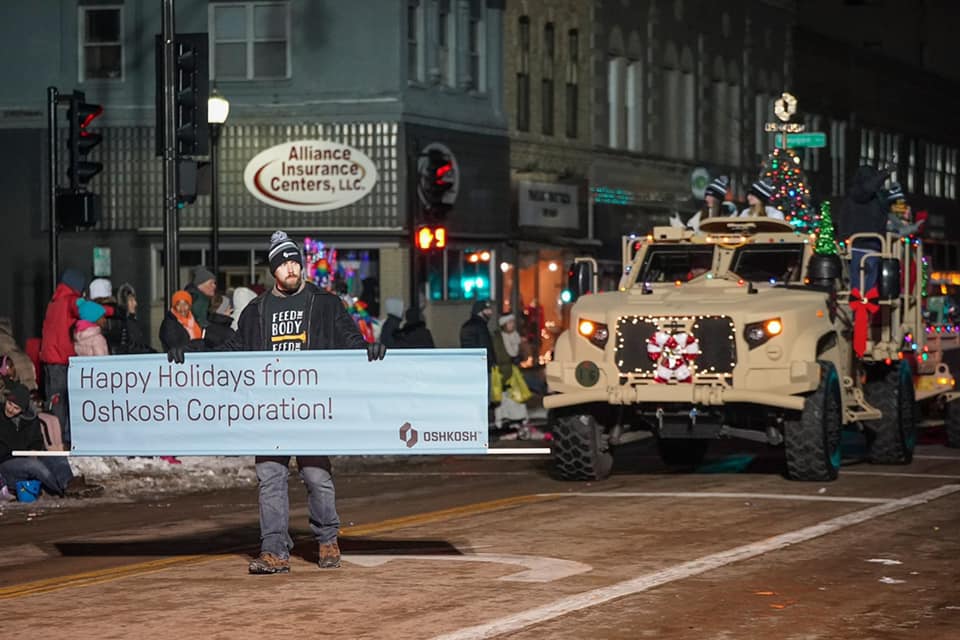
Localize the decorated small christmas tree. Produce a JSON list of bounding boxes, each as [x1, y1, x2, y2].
[[814, 201, 837, 255], [762, 147, 815, 230]]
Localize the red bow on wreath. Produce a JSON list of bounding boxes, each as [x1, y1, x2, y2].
[[849, 286, 879, 357]]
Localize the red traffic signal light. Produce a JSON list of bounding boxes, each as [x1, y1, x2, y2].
[[416, 225, 447, 252], [66, 91, 104, 188]]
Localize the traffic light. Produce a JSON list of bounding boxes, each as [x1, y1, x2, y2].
[[416, 225, 447, 252], [66, 91, 103, 189], [420, 148, 455, 218], [174, 35, 209, 156], [155, 33, 208, 157]]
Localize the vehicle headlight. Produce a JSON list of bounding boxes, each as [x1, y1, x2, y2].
[[744, 318, 782, 349], [578, 319, 609, 350]]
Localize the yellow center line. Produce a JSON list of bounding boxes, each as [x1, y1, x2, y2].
[[0, 493, 554, 600]]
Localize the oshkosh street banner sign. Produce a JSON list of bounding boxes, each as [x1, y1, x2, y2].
[[68, 350, 487, 456]]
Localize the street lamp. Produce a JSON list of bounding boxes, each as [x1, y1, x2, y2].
[[208, 89, 230, 278]]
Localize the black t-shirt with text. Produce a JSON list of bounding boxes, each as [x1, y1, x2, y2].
[[263, 287, 309, 351]]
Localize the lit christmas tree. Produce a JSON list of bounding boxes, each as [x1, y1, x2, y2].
[[814, 201, 836, 255], [761, 147, 815, 230]]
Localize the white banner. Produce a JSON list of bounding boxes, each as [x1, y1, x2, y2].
[[68, 349, 488, 456]]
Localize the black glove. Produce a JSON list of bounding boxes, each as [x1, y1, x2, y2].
[[167, 345, 185, 364], [366, 342, 386, 361]]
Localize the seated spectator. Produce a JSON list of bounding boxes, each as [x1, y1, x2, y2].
[[159, 290, 204, 352], [0, 382, 103, 499], [395, 307, 435, 349], [74, 299, 111, 357], [204, 293, 236, 348], [114, 283, 155, 354]]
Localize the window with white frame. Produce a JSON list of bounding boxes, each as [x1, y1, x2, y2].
[[437, 0, 453, 87], [408, 0, 424, 82], [467, 0, 485, 91], [907, 140, 916, 192], [210, 2, 290, 80], [80, 5, 123, 81], [625, 60, 642, 151], [924, 144, 958, 198], [607, 56, 627, 149]]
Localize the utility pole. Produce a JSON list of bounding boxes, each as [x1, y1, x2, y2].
[[47, 86, 59, 297], [161, 0, 179, 304]]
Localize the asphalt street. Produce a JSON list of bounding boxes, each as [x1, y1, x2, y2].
[[2, 436, 959, 639]]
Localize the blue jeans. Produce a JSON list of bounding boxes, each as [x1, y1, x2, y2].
[[0, 456, 74, 496], [254, 456, 339, 559], [851, 238, 882, 292]]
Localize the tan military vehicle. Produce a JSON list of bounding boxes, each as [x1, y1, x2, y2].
[[545, 216, 959, 481]]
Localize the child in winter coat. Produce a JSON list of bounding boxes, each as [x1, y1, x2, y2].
[[73, 299, 110, 357]]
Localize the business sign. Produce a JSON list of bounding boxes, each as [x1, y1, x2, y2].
[[68, 349, 487, 456], [518, 181, 578, 229], [690, 167, 710, 200], [243, 139, 378, 211]]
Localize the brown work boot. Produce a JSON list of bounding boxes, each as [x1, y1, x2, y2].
[[248, 552, 290, 575], [318, 540, 341, 569]]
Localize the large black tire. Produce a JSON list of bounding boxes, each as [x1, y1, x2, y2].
[[785, 362, 843, 481], [551, 413, 614, 481], [656, 438, 709, 469], [947, 400, 960, 449], [863, 361, 917, 464]]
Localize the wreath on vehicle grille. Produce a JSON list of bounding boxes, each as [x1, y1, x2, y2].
[[646, 330, 701, 382]]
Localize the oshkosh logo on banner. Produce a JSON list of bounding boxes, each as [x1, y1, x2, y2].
[[399, 422, 419, 448]]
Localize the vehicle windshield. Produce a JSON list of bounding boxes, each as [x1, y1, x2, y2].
[[635, 246, 715, 284], [730, 244, 805, 282]]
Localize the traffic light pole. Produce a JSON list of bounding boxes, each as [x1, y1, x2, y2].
[[47, 86, 59, 297], [161, 0, 179, 304]]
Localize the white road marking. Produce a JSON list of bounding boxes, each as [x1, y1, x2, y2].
[[432, 484, 960, 640], [879, 576, 906, 584], [353, 471, 536, 477], [487, 448, 551, 455], [0, 544, 48, 568], [913, 454, 960, 461], [537, 491, 891, 504], [844, 470, 960, 480], [343, 553, 592, 583], [866, 558, 903, 565]]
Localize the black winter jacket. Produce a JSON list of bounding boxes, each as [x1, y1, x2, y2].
[[396, 321, 435, 349], [460, 314, 494, 365], [203, 313, 236, 349], [380, 314, 402, 348], [840, 165, 891, 239], [218, 283, 367, 352], [0, 413, 43, 463], [159, 310, 204, 352]]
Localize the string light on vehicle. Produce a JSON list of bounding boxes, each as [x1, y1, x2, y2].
[[615, 315, 736, 378]]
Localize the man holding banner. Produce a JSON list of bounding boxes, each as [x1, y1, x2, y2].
[[168, 231, 387, 575]]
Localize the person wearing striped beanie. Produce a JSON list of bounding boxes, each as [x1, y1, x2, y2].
[[739, 179, 784, 219]]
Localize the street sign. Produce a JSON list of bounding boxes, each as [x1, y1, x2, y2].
[[775, 132, 827, 148]]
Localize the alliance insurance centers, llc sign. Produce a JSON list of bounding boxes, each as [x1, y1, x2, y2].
[[243, 139, 379, 211]]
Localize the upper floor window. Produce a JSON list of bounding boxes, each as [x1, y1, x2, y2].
[[466, 0, 485, 91], [80, 5, 124, 81], [517, 16, 530, 132], [438, 0, 453, 86], [542, 22, 555, 135], [566, 29, 579, 138], [408, 0, 424, 82], [210, 2, 290, 80]]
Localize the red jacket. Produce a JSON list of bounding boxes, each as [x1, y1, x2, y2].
[[39, 283, 81, 365]]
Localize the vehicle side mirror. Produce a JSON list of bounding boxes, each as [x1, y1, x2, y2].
[[568, 261, 595, 299]]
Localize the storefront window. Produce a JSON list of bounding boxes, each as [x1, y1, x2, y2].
[[425, 247, 495, 301]]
